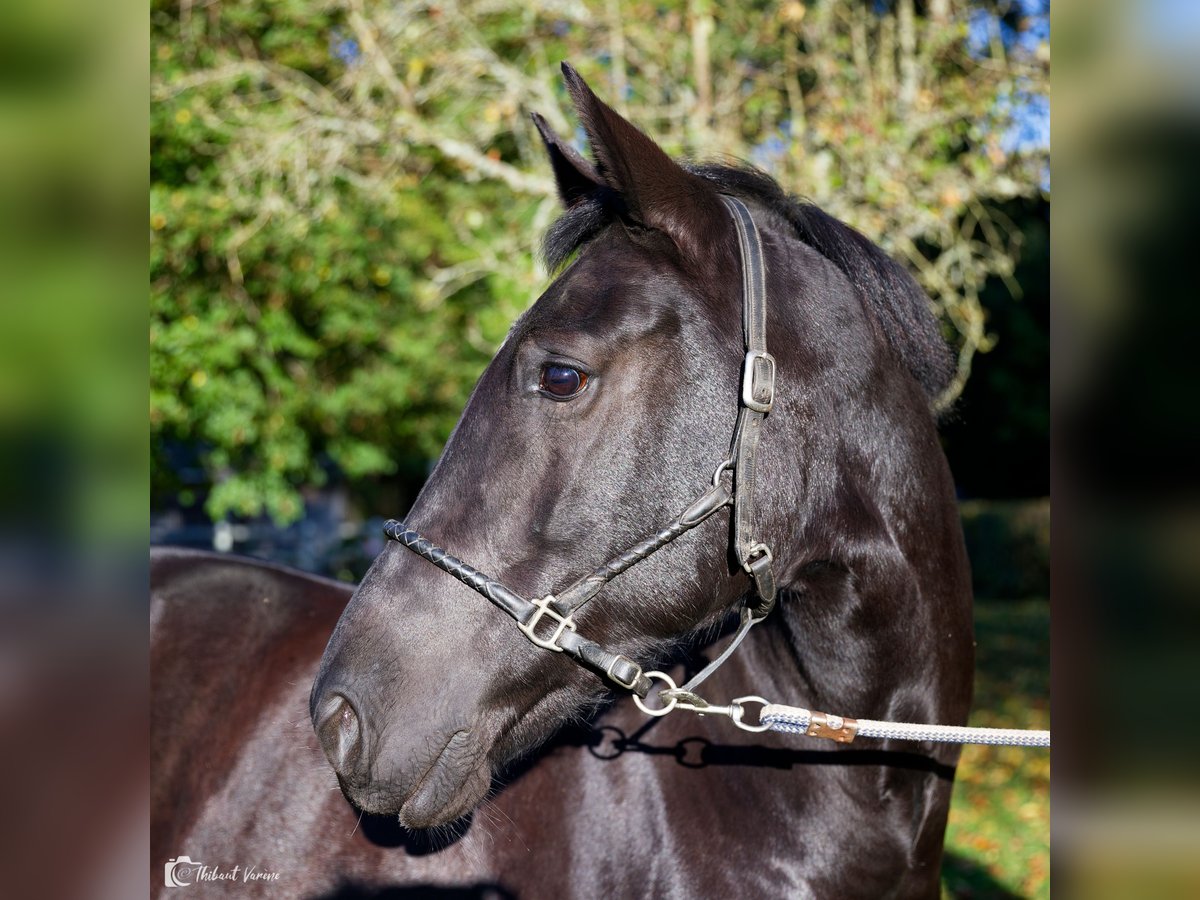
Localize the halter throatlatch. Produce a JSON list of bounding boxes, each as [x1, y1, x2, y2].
[[382, 195, 777, 699]]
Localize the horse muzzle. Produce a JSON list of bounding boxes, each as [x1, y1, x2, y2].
[[311, 676, 491, 825]]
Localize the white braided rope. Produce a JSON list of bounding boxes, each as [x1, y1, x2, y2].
[[760, 703, 1050, 748]]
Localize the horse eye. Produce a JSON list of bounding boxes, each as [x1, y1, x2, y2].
[[539, 364, 588, 399]]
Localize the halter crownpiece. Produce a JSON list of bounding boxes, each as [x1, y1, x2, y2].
[[382, 195, 777, 699]]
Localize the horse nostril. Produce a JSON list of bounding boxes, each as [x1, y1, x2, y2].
[[315, 693, 363, 777]]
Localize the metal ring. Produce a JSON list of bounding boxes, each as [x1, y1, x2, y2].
[[729, 696, 771, 732], [632, 671, 679, 717], [710, 458, 733, 488]]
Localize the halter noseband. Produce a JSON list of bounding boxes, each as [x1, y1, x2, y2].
[[383, 196, 777, 699]]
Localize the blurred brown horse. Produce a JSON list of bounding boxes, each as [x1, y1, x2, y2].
[[152, 65, 973, 898]]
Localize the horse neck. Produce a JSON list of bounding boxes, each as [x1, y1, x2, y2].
[[726, 235, 974, 730]]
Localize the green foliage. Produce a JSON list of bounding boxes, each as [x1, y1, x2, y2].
[[151, 0, 1048, 523], [150, 2, 532, 521]]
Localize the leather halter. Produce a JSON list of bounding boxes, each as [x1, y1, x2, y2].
[[383, 196, 778, 699]]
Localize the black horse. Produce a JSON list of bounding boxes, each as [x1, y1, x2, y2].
[[152, 65, 973, 898]]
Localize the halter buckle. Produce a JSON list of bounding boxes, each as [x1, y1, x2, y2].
[[519, 595, 576, 652], [742, 542, 773, 574], [605, 654, 643, 691], [741, 351, 776, 413]]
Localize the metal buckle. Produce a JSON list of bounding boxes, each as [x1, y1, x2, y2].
[[519, 595, 576, 652], [741, 351, 775, 413], [742, 542, 772, 574], [605, 654, 643, 690]]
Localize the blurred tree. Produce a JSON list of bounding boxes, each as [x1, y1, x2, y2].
[[151, 0, 1049, 523]]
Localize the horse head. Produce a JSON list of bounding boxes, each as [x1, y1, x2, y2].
[[311, 64, 971, 831]]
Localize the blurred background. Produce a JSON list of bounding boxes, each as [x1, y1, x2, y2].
[[5, 0, 1199, 897]]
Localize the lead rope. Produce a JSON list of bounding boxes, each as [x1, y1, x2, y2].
[[760, 705, 1050, 747], [635, 670, 1050, 748]]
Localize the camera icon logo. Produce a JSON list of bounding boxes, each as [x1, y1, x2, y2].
[[164, 856, 202, 888]]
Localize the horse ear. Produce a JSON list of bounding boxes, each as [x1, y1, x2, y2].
[[531, 111, 604, 208], [560, 62, 725, 261]]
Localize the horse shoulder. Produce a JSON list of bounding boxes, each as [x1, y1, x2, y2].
[[150, 548, 353, 890]]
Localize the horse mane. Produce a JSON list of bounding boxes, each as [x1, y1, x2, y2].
[[541, 163, 953, 403]]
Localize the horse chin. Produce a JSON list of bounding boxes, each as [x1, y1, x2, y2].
[[396, 758, 492, 829], [339, 728, 493, 828]]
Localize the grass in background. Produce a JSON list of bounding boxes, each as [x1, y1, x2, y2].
[[943, 598, 1051, 899]]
